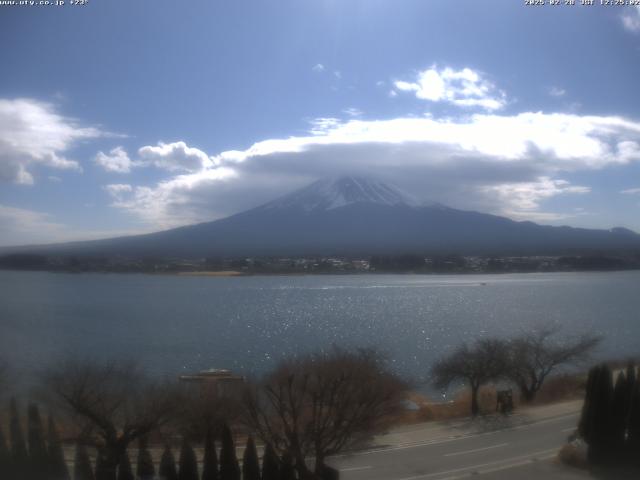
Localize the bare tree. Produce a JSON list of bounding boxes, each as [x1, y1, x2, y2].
[[43, 359, 181, 480], [243, 347, 407, 479], [432, 338, 508, 417], [506, 327, 601, 402]]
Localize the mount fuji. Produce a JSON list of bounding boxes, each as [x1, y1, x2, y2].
[[4, 176, 640, 258]]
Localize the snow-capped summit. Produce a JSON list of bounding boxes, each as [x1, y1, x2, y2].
[[7, 176, 640, 258], [261, 176, 418, 212]]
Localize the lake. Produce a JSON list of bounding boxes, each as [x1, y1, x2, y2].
[[1, 270, 639, 387]]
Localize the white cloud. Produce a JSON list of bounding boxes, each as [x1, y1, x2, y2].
[[215, 112, 640, 169], [342, 108, 363, 117], [622, 6, 640, 33], [105, 111, 640, 228], [103, 183, 133, 201], [0, 98, 104, 184], [308, 118, 341, 135], [106, 169, 238, 229], [312, 64, 325, 73], [0, 203, 149, 247], [0, 204, 66, 246], [137, 141, 214, 172], [393, 66, 506, 111], [621, 187, 640, 195], [481, 177, 590, 219], [95, 146, 132, 174], [549, 86, 566, 97]]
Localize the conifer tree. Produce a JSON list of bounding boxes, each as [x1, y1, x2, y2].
[[95, 449, 111, 480], [586, 364, 614, 464], [27, 403, 49, 478], [242, 436, 260, 480], [159, 445, 179, 480], [136, 436, 156, 480], [611, 371, 628, 454], [579, 366, 599, 442], [626, 362, 637, 416], [178, 438, 199, 480], [278, 452, 295, 480], [0, 425, 10, 478], [260, 444, 279, 480], [117, 450, 135, 480], [74, 442, 96, 480], [9, 398, 28, 478], [219, 424, 240, 480], [47, 416, 70, 480], [628, 381, 640, 463], [201, 429, 218, 480]]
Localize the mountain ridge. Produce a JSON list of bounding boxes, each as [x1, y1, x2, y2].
[[1, 176, 639, 258]]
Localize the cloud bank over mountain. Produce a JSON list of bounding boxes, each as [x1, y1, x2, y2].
[[101, 110, 640, 229]]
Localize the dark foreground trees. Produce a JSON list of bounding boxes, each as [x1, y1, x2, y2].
[[578, 363, 640, 466], [432, 339, 508, 417], [244, 347, 407, 479], [136, 437, 155, 480], [201, 429, 219, 480], [219, 423, 240, 480], [47, 416, 71, 480], [44, 359, 181, 480], [9, 398, 29, 477], [0, 359, 8, 398]]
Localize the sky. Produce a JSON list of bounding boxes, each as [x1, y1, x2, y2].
[[2, 0, 640, 246]]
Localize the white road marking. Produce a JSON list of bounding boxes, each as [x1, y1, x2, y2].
[[437, 452, 557, 480], [339, 465, 372, 472], [561, 427, 576, 433], [443, 442, 508, 457], [395, 448, 558, 480], [332, 412, 578, 458]]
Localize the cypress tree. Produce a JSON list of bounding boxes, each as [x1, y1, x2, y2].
[[74, 442, 95, 480], [9, 398, 28, 478], [579, 365, 600, 441], [626, 362, 637, 417], [47, 416, 70, 480], [628, 381, 640, 464], [27, 403, 48, 478], [242, 436, 260, 480], [201, 429, 218, 480], [587, 364, 614, 465], [159, 445, 178, 480], [117, 450, 135, 480], [95, 449, 110, 480], [0, 425, 10, 478], [178, 438, 199, 480], [611, 371, 628, 454], [278, 452, 295, 480], [136, 436, 155, 480], [219, 425, 240, 480], [626, 362, 636, 394], [260, 444, 279, 480]]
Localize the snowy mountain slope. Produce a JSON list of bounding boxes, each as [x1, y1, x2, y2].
[[3, 176, 640, 258], [258, 176, 419, 212]]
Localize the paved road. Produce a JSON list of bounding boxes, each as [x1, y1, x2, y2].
[[328, 410, 585, 480]]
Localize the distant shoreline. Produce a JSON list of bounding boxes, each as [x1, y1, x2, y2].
[[177, 270, 244, 277], [2, 267, 640, 277]]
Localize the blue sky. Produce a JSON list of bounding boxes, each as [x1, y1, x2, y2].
[[2, 0, 640, 246]]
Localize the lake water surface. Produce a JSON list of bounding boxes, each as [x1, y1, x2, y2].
[[1, 270, 639, 384]]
